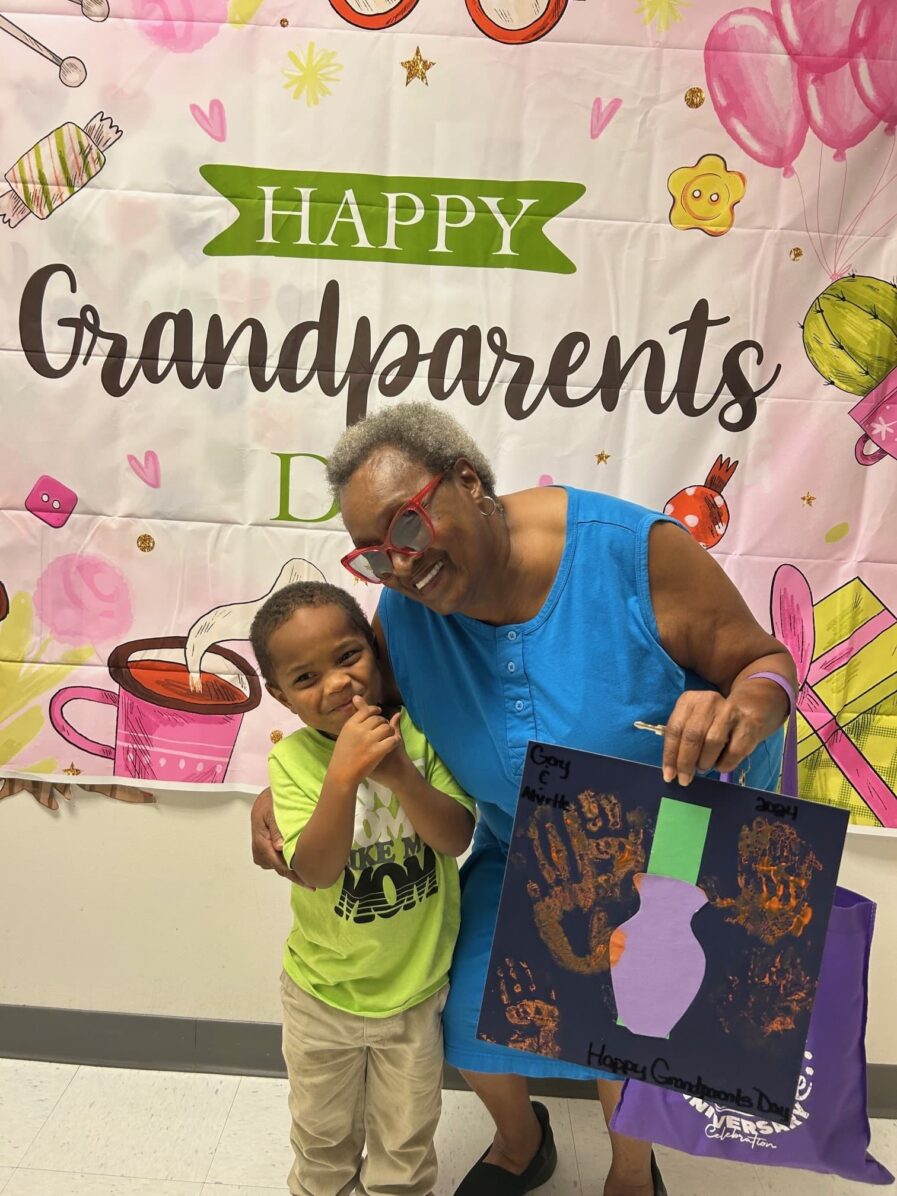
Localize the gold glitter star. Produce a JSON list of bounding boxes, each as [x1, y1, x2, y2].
[[63, 762, 81, 775], [136, 533, 155, 553], [801, 492, 816, 506], [401, 46, 434, 86], [270, 730, 283, 743], [684, 86, 705, 109], [595, 451, 611, 464], [790, 247, 804, 261]]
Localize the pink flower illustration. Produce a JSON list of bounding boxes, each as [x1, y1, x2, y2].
[[34, 554, 133, 646]]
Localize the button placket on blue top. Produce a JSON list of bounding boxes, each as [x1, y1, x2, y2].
[[498, 625, 533, 778]]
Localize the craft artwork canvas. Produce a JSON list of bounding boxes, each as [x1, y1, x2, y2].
[[477, 746, 849, 1125]]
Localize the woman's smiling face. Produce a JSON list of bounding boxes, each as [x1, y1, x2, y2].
[[339, 449, 496, 616]]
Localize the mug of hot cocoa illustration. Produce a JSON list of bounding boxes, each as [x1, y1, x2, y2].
[[49, 636, 261, 782]]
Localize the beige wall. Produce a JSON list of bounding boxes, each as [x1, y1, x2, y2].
[[0, 791, 895, 1062]]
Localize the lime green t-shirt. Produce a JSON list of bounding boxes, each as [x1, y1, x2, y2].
[[269, 709, 475, 1018]]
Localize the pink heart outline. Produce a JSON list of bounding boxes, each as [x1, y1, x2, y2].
[[189, 99, 227, 143], [590, 97, 622, 140], [127, 450, 161, 489]]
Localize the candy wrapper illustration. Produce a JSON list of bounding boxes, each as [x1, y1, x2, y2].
[[664, 456, 738, 549], [478, 747, 848, 1125], [771, 564, 897, 828], [0, 113, 122, 228], [802, 276, 897, 468]]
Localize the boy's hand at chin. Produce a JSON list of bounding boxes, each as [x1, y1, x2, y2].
[[329, 695, 399, 787], [369, 710, 411, 789]]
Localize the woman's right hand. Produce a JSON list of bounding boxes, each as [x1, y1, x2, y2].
[[250, 787, 314, 888]]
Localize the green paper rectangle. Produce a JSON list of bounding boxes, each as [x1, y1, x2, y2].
[[646, 797, 711, 885]]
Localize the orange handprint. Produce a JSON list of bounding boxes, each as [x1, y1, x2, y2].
[[496, 958, 561, 1057], [720, 944, 814, 1041], [716, 820, 822, 943], [523, 790, 646, 975]]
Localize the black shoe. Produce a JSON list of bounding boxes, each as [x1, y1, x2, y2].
[[651, 1150, 668, 1196], [453, 1100, 558, 1195]]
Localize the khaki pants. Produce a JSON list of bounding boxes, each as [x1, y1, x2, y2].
[[280, 971, 447, 1196]]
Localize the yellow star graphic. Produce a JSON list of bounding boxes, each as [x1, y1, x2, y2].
[[401, 46, 434, 86], [63, 763, 81, 776], [801, 492, 816, 507], [595, 451, 611, 464]]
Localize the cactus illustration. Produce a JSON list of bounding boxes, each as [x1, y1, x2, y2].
[[802, 275, 897, 396]]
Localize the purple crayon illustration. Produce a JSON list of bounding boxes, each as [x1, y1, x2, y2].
[[610, 797, 711, 1038]]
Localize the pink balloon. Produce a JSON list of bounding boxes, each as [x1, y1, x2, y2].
[[705, 8, 809, 174], [850, 0, 897, 133], [772, 0, 861, 75], [800, 62, 880, 158]]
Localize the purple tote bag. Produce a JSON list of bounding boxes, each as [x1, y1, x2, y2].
[[611, 711, 894, 1185]]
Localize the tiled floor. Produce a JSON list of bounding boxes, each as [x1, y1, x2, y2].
[[0, 1059, 893, 1195]]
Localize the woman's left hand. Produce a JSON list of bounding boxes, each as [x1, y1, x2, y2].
[[648, 523, 795, 786], [661, 681, 783, 786]]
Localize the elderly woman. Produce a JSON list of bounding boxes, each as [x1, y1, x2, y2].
[[252, 403, 795, 1196]]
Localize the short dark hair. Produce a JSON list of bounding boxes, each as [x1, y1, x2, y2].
[[249, 581, 375, 688]]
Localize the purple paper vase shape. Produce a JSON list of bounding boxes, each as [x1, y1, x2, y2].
[[611, 873, 708, 1038]]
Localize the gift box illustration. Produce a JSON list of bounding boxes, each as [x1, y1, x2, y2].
[[771, 565, 897, 828]]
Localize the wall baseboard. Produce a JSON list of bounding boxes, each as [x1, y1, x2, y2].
[[1, 1003, 894, 1117]]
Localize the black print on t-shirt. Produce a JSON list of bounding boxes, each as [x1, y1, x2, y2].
[[334, 834, 439, 924]]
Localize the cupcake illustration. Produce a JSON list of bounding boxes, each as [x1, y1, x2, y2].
[[802, 276, 897, 467]]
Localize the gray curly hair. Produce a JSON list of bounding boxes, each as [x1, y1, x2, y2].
[[326, 402, 498, 499]]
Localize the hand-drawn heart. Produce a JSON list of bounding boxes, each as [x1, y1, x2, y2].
[[127, 450, 161, 489], [189, 99, 227, 142], [590, 97, 622, 139]]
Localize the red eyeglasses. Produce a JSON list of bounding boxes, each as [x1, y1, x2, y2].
[[341, 471, 447, 583]]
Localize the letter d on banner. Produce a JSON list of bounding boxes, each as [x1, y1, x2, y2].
[[271, 452, 340, 522]]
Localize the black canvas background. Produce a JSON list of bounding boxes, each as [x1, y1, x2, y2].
[[477, 746, 848, 1124]]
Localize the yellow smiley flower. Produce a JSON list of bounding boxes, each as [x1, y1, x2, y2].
[[668, 154, 746, 237]]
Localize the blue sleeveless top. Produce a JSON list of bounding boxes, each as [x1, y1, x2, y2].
[[379, 487, 783, 849]]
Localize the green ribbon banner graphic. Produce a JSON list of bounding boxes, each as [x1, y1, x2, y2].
[[200, 166, 585, 274]]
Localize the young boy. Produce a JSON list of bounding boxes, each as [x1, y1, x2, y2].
[[249, 581, 475, 1196]]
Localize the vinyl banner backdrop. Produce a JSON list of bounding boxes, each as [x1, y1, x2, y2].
[[1, 0, 896, 829]]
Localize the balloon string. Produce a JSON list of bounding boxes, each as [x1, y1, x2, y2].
[[816, 141, 827, 273], [792, 167, 830, 275], [844, 203, 897, 264], [836, 168, 897, 268], [834, 136, 896, 264], [831, 157, 849, 277]]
